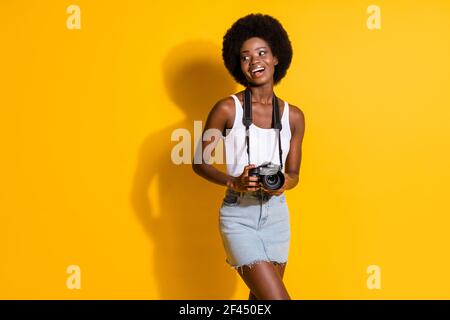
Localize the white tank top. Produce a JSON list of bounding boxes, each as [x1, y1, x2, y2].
[[222, 94, 291, 177]]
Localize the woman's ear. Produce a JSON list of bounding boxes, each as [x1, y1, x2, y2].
[[273, 56, 279, 66]]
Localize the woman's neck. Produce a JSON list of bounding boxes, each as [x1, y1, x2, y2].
[[247, 83, 274, 105]]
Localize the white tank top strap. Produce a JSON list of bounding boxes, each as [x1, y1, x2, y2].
[[229, 94, 243, 131], [282, 101, 288, 121], [282, 101, 291, 138]]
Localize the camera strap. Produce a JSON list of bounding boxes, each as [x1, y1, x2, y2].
[[242, 87, 284, 170]]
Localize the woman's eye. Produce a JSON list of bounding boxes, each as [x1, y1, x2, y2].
[[260, 51, 266, 55], [242, 56, 249, 61]]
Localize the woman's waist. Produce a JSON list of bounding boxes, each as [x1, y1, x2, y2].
[[225, 187, 273, 201]]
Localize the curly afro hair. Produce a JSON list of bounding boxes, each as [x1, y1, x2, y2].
[[222, 13, 293, 87]]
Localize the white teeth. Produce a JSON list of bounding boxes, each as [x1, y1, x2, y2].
[[252, 67, 264, 73]]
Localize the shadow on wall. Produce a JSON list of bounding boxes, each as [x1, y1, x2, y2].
[[131, 40, 239, 299]]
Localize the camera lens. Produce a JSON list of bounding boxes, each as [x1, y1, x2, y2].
[[261, 172, 285, 190]]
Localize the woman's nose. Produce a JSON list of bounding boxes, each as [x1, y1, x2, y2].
[[250, 58, 261, 65]]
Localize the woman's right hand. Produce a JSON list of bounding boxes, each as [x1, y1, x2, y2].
[[229, 164, 260, 192]]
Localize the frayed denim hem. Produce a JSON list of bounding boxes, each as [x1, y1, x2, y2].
[[226, 259, 287, 274]]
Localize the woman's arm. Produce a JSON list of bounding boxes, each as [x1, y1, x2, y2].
[[192, 98, 260, 192], [192, 98, 234, 187], [284, 104, 306, 190]]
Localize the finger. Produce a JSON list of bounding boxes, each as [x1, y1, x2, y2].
[[243, 164, 256, 176], [244, 178, 259, 184], [246, 186, 259, 191], [245, 181, 260, 187], [247, 176, 259, 182]]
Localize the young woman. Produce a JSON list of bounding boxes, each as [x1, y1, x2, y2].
[[192, 13, 305, 300]]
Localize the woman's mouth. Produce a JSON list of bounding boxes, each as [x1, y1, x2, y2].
[[251, 67, 265, 78]]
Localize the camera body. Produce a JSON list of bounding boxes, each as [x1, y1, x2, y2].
[[248, 162, 285, 191]]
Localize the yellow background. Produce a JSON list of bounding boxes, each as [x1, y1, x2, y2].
[[1, 0, 450, 299]]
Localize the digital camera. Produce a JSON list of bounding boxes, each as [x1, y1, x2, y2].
[[248, 162, 285, 191]]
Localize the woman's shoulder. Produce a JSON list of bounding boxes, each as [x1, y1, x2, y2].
[[285, 102, 305, 135], [286, 102, 304, 119], [211, 95, 236, 115], [206, 95, 237, 130]]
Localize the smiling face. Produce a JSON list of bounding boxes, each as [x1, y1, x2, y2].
[[240, 37, 279, 86]]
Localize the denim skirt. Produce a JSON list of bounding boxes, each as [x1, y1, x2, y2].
[[218, 187, 291, 272]]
